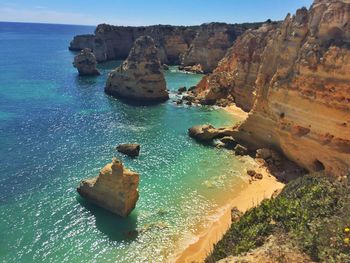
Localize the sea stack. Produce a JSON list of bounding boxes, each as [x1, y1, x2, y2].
[[77, 158, 139, 217], [105, 36, 169, 103], [73, 48, 100, 76]]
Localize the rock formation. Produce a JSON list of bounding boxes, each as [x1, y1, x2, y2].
[[117, 143, 140, 157], [188, 124, 236, 142], [181, 23, 244, 73], [77, 158, 139, 217], [70, 23, 262, 71], [195, 22, 278, 110], [231, 0, 350, 177], [73, 48, 100, 76], [105, 36, 169, 103]]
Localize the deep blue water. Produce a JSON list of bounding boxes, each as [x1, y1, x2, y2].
[[0, 22, 246, 262]]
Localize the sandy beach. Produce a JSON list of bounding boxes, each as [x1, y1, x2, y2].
[[172, 159, 285, 263], [171, 105, 284, 263]]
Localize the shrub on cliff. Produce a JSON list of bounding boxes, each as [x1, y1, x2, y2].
[[207, 173, 350, 262]]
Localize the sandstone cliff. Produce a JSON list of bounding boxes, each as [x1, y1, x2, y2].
[[181, 23, 244, 73], [195, 23, 278, 110], [105, 36, 168, 103], [77, 158, 139, 217], [232, 0, 350, 177], [73, 48, 100, 76], [70, 23, 262, 72]]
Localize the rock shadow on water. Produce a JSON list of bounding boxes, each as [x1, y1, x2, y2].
[[77, 196, 138, 242]]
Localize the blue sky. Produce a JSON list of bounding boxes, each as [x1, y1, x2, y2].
[[0, 0, 313, 26]]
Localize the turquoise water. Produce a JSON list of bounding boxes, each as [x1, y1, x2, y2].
[[0, 22, 247, 262]]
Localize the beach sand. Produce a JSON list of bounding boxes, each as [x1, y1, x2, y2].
[[173, 168, 284, 263], [171, 105, 284, 263]]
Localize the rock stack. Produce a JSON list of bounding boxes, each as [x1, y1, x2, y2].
[[73, 48, 100, 76], [77, 158, 139, 217], [105, 36, 169, 103]]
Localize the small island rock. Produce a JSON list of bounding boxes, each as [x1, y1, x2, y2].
[[188, 125, 220, 142], [117, 143, 140, 157], [73, 48, 100, 76], [77, 158, 139, 217], [105, 36, 169, 103]]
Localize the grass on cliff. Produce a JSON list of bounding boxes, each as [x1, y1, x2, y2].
[[206, 173, 350, 263]]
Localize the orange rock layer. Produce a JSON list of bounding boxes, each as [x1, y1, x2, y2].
[[201, 0, 350, 176]]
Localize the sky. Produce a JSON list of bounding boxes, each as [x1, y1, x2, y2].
[[0, 0, 314, 26]]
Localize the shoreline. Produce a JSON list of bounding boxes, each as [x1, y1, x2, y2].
[[171, 104, 284, 263], [173, 164, 285, 263]]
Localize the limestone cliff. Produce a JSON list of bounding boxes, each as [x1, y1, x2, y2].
[[234, 0, 350, 177], [195, 23, 278, 110], [77, 158, 139, 217], [70, 23, 262, 71], [105, 36, 168, 103], [181, 23, 244, 73]]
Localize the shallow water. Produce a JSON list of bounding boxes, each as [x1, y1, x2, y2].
[[0, 22, 247, 262]]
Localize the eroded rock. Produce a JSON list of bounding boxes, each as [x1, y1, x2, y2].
[[77, 158, 139, 217], [117, 143, 140, 157], [105, 36, 169, 103], [73, 48, 100, 76]]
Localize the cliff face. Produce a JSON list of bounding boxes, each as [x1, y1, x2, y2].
[[181, 23, 244, 73], [195, 23, 278, 110], [105, 36, 168, 102], [234, 0, 350, 177], [70, 23, 262, 72]]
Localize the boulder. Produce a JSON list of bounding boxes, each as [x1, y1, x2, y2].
[[254, 173, 263, 180], [77, 158, 139, 217], [162, 64, 169, 70], [73, 48, 100, 76], [117, 143, 140, 157], [234, 144, 248, 156], [105, 36, 169, 103], [247, 170, 256, 177], [188, 125, 220, 142]]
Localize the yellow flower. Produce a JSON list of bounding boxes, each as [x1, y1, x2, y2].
[[344, 238, 350, 244], [344, 227, 350, 233]]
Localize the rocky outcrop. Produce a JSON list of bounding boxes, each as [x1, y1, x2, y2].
[[233, 0, 350, 177], [77, 158, 139, 217], [195, 23, 278, 110], [70, 23, 263, 71], [181, 23, 244, 73], [117, 143, 140, 157], [105, 36, 168, 103], [69, 34, 95, 51], [73, 48, 100, 76], [188, 124, 237, 142]]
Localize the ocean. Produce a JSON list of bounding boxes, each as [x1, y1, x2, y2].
[[0, 22, 247, 262]]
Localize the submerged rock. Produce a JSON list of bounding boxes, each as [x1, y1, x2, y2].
[[73, 48, 100, 76], [77, 158, 139, 217], [105, 36, 169, 103], [117, 143, 140, 157]]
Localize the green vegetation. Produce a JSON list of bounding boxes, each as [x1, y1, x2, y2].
[[207, 173, 350, 262]]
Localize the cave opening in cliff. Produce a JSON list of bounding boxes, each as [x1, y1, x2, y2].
[[314, 159, 325, 172]]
